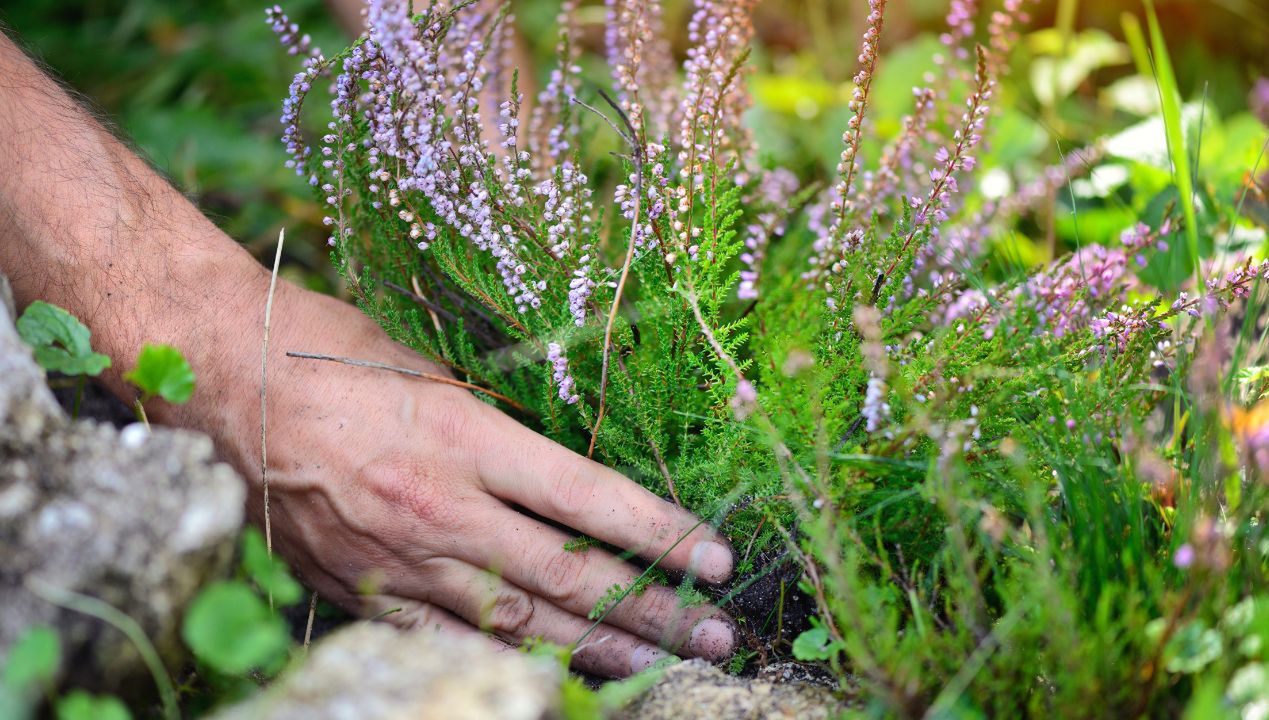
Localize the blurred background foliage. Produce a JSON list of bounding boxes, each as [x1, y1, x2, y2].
[[2, 0, 1266, 292]]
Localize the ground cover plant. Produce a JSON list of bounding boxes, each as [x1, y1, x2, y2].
[[263, 0, 1269, 715]]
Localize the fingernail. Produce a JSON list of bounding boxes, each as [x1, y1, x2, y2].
[[688, 617, 735, 660], [631, 645, 671, 673], [690, 541, 734, 583]]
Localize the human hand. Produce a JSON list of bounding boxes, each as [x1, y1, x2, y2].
[[0, 28, 736, 678], [186, 283, 737, 678]]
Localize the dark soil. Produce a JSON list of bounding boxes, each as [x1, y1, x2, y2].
[[49, 375, 135, 427], [719, 547, 823, 677]]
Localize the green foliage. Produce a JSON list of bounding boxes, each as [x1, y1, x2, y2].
[[239, 527, 304, 607], [125, 344, 195, 403], [1141, 0, 1201, 289], [55, 691, 131, 720], [791, 626, 840, 662], [182, 581, 291, 676], [2, 626, 61, 693], [590, 575, 653, 621], [16, 301, 111, 377]]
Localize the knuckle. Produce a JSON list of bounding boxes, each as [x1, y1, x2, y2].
[[400, 604, 443, 632], [546, 460, 598, 521], [534, 549, 587, 607], [634, 589, 680, 639], [486, 588, 537, 638]]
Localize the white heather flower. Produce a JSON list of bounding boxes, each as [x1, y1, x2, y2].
[[862, 374, 891, 433]]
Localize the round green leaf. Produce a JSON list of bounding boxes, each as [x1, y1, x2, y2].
[[124, 344, 196, 404], [15, 302, 111, 377], [792, 626, 836, 662], [182, 581, 290, 675], [2, 626, 61, 691], [55, 691, 130, 720], [1165, 622, 1224, 674]]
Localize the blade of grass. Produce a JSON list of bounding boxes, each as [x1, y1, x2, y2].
[[26, 579, 179, 720], [1141, 0, 1202, 291], [1119, 13, 1151, 80]]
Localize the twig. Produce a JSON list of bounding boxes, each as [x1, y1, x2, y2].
[[572, 90, 643, 458], [285, 351, 527, 412], [133, 399, 150, 429], [261, 229, 285, 610], [409, 275, 447, 336], [303, 591, 319, 653], [380, 277, 458, 325]]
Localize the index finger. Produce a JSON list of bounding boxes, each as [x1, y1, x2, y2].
[[472, 406, 735, 584]]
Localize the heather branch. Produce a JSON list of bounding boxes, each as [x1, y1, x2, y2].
[[286, 351, 528, 412], [829, 0, 887, 232], [872, 45, 993, 305], [570, 90, 644, 458]]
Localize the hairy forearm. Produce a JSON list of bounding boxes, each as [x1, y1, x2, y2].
[[0, 33, 270, 425]]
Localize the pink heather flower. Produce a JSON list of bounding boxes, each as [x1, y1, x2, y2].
[[530, 0, 584, 171], [738, 168, 799, 300], [676, 0, 759, 190], [985, 0, 1034, 76], [855, 87, 936, 219], [867, 47, 993, 303], [1089, 307, 1161, 353], [1250, 77, 1269, 127], [812, 0, 886, 282], [268, 4, 326, 181], [1173, 543, 1195, 568], [919, 144, 1104, 313], [1029, 244, 1130, 337], [940, 0, 978, 61], [546, 342, 580, 405], [605, 0, 676, 136], [361, 0, 547, 313], [537, 161, 595, 259], [731, 378, 758, 420], [266, 5, 322, 62]]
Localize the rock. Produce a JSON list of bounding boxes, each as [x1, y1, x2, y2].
[[0, 278, 245, 691], [215, 622, 562, 720], [614, 659, 848, 720]]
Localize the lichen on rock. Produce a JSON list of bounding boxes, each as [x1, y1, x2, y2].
[[614, 659, 848, 720], [215, 622, 562, 720], [0, 274, 245, 690]]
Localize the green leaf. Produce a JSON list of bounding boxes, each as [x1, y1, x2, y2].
[[15, 302, 111, 377], [792, 626, 838, 662], [1184, 678, 1236, 720], [1027, 29, 1130, 106], [1141, 0, 1202, 289], [124, 344, 195, 404], [240, 527, 304, 607], [55, 691, 131, 720], [1164, 621, 1224, 674], [1236, 366, 1269, 385], [2, 626, 61, 691], [182, 581, 290, 675]]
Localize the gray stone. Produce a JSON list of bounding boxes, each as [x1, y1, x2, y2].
[[614, 659, 847, 720], [0, 280, 245, 690], [215, 622, 562, 720]]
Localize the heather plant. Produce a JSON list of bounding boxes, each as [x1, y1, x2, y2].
[[271, 0, 1269, 715]]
